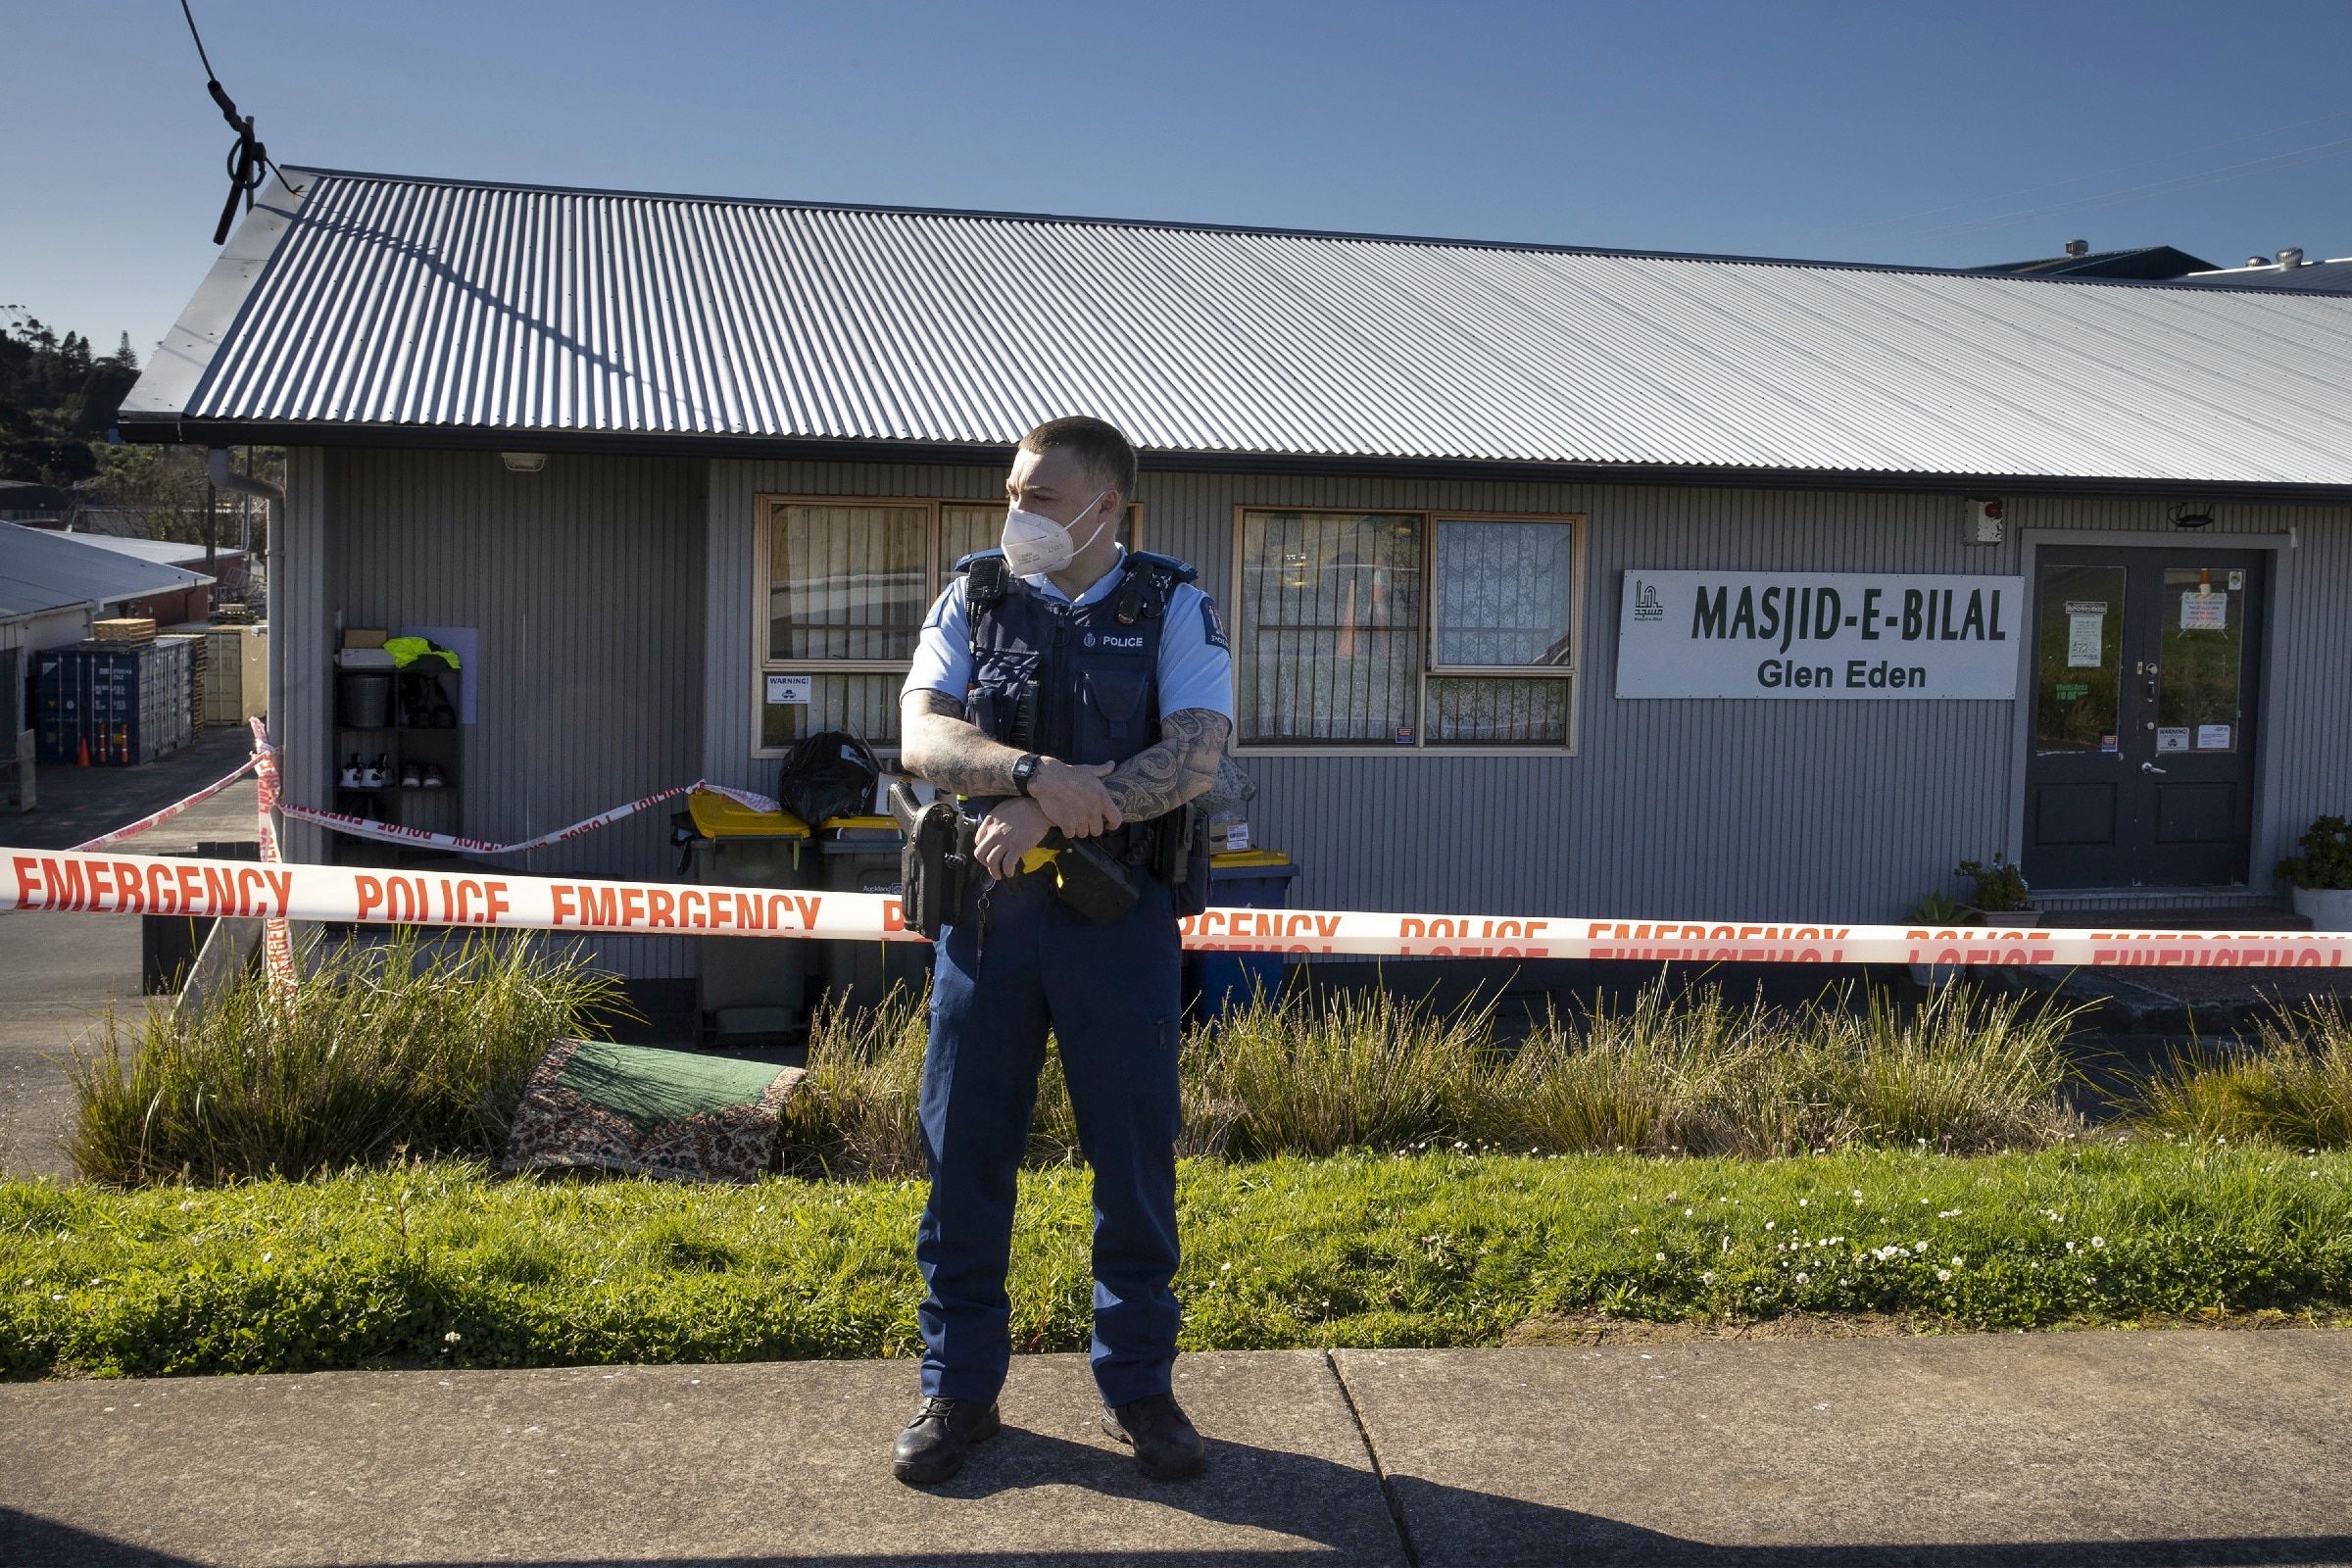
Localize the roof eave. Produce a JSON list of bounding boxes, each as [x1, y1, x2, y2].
[[118, 416, 2352, 505]]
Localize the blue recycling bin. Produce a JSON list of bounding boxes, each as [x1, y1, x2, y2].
[[1190, 852, 1301, 1017]]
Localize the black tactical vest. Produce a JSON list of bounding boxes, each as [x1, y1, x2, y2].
[[956, 548, 1200, 768]]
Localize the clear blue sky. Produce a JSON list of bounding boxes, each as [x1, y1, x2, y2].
[[8, 0, 2350, 355]]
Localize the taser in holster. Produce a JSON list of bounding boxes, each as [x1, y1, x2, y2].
[[1037, 829, 1140, 924]]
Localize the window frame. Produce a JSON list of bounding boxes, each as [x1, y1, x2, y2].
[[1228, 504, 1585, 757], [751, 493, 1144, 759]]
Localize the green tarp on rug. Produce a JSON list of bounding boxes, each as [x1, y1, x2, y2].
[[501, 1039, 802, 1183]]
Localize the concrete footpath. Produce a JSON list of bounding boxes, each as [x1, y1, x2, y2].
[[5, 1332, 2349, 1566], [0, 727, 262, 1181]]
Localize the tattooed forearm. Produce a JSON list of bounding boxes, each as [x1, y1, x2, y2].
[[898, 689, 1026, 796], [1105, 709, 1231, 822]]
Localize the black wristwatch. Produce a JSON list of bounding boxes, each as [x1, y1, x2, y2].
[[1010, 753, 1044, 797]]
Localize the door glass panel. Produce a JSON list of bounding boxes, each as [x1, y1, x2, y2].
[[2156, 566, 2246, 754], [2034, 564, 2124, 754]]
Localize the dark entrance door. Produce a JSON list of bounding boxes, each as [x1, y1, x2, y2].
[[2024, 546, 2266, 889]]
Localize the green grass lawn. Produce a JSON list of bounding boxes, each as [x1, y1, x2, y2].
[[7, 1143, 2349, 1378]]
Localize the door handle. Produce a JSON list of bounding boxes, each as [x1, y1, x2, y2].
[[2141, 761, 2168, 774]]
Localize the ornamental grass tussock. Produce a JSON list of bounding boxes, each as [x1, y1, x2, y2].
[[2127, 998, 2352, 1151], [65, 931, 621, 1187], [782, 974, 2084, 1171]]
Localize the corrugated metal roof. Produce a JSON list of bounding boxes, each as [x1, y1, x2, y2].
[[62, 533, 248, 568], [126, 168, 2352, 488], [0, 523, 215, 616]]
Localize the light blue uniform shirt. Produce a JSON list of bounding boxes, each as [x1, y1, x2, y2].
[[903, 549, 1236, 722]]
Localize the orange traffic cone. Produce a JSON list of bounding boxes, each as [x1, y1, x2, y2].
[[76, 736, 89, 767]]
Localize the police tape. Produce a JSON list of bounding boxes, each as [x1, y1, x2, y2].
[[248, 719, 298, 996], [69, 755, 261, 852], [272, 782, 782, 856], [5, 847, 2349, 970]]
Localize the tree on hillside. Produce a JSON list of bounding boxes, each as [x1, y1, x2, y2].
[[0, 310, 141, 487], [3, 308, 281, 554]]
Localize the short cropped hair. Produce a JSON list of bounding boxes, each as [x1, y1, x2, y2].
[[1018, 415, 1138, 502]]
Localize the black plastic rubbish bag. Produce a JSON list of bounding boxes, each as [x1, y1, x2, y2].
[[776, 729, 882, 827]]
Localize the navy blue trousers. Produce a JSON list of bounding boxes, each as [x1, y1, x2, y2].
[[916, 868, 1184, 1407]]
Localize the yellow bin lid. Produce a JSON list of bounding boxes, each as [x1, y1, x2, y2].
[[1210, 849, 1291, 868], [687, 786, 809, 839]]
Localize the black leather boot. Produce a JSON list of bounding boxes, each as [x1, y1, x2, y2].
[[1102, 1393, 1205, 1481], [892, 1396, 1001, 1485]]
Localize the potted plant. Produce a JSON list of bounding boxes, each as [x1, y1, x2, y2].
[[2277, 815, 2352, 931], [1956, 854, 2039, 927], [1903, 890, 1968, 986]]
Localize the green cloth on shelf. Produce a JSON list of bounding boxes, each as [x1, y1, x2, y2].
[[383, 636, 461, 669]]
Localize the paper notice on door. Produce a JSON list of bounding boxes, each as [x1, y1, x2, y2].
[[2180, 591, 2228, 630], [2156, 727, 2191, 753], [2196, 723, 2232, 751], [2064, 602, 2106, 667], [765, 674, 811, 705]]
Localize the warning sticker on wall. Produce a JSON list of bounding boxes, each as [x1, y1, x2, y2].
[[2180, 591, 2228, 631], [766, 674, 812, 706], [2157, 727, 2191, 753], [2065, 602, 2107, 667]]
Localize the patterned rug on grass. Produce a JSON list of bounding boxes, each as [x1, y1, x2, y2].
[[501, 1039, 803, 1183]]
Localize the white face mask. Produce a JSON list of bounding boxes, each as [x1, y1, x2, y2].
[[1001, 489, 1112, 577]]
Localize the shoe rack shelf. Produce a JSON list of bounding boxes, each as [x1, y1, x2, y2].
[[332, 660, 466, 866]]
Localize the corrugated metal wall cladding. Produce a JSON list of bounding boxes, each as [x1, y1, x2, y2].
[[180, 173, 2352, 484], [705, 460, 2351, 927], [318, 449, 708, 977]]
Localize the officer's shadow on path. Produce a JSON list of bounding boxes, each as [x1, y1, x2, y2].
[[923, 1426, 2352, 1568], [6, 1433, 2351, 1567]]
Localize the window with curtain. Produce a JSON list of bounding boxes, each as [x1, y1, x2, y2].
[[758, 497, 1143, 753], [1235, 509, 1579, 751]]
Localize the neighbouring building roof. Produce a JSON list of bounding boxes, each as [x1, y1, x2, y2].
[[59, 532, 248, 569], [1970, 245, 2221, 282], [122, 168, 2352, 492], [2180, 257, 2352, 295], [0, 521, 214, 617]]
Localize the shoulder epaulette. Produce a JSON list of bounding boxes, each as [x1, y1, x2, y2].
[[1126, 550, 1199, 585]]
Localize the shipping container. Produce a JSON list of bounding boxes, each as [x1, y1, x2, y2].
[[33, 639, 196, 766]]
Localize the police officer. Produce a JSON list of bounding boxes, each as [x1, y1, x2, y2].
[[893, 415, 1233, 1487]]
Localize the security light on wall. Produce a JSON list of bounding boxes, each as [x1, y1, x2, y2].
[[501, 452, 548, 473], [2169, 501, 2216, 530], [1963, 497, 2004, 546]]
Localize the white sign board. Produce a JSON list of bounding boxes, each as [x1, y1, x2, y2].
[[765, 674, 812, 706], [1616, 571, 2026, 700]]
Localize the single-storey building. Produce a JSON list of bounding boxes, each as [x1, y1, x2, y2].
[[60, 532, 253, 604], [118, 168, 2352, 978]]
